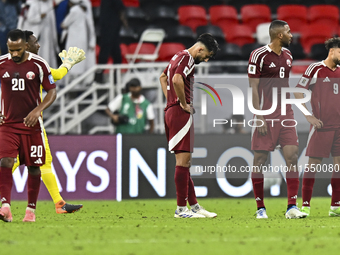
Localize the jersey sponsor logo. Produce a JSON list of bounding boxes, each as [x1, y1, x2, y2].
[[248, 64, 256, 74], [26, 71, 35, 80], [48, 74, 54, 84], [323, 77, 330, 82], [2, 71, 10, 78], [298, 77, 309, 87], [286, 59, 292, 67], [269, 62, 276, 68]]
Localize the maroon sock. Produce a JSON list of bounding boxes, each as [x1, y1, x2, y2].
[[251, 172, 264, 208], [286, 171, 299, 205], [188, 174, 198, 206], [174, 166, 189, 206], [302, 170, 316, 207], [331, 170, 340, 206], [27, 172, 41, 210], [0, 167, 13, 205]]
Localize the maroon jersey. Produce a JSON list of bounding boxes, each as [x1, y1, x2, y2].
[[163, 50, 195, 109], [248, 45, 293, 119], [296, 61, 340, 130], [0, 52, 56, 133]]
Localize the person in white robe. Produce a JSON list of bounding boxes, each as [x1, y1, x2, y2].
[[18, 0, 59, 67]]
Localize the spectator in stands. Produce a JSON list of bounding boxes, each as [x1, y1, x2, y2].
[[94, 0, 128, 83], [61, 0, 96, 84], [105, 78, 155, 134], [0, 0, 21, 54], [18, 0, 59, 67]]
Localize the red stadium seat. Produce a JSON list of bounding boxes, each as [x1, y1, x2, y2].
[[178, 5, 208, 32], [157, 43, 186, 62], [276, 5, 308, 33], [122, 0, 139, 7], [240, 4, 271, 32], [126, 43, 157, 63], [300, 24, 335, 54], [209, 5, 238, 28], [91, 0, 101, 7], [308, 5, 339, 27], [221, 24, 255, 47]]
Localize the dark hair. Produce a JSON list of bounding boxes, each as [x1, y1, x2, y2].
[[325, 37, 340, 51], [269, 20, 288, 39], [24, 30, 34, 42], [7, 29, 26, 41], [197, 33, 220, 58], [126, 78, 141, 91]]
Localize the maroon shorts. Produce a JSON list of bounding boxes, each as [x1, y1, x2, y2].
[[164, 104, 194, 153], [0, 130, 45, 167], [251, 116, 299, 151], [306, 128, 340, 158]]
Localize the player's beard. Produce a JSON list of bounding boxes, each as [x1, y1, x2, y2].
[[282, 40, 290, 48], [333, 57, 340, 66], [12, 53, 24, 63], [194, 57, 202, 64]]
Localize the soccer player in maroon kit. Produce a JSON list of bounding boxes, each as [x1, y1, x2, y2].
[[295, 37, 340, 217], [248, 20, 307, 219], [0, 29, 57, 222], [159, 34, 219, 218]]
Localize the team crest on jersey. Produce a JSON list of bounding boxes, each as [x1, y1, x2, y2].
[[286, 59, 292, 67], [26, 71, 35, 80]]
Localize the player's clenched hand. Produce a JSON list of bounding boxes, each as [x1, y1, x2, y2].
[[0, 113, 6, 125], [180, 103, 195, 114], [59, 47, 86, 71], [255, 116, 267, 136], [23, 109, 41, 127], [306, 115, 323, 129]]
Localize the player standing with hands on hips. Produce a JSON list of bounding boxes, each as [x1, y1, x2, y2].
[[294, 37, 340, 217], [159, 33, 219, 218], [0, 29, 57, 222], [248, 20, 307, 219]]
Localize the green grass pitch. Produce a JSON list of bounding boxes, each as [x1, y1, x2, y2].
[[1, 198, 340, 255]]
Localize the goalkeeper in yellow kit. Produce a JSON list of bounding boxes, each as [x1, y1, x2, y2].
[[11, 30, 85, 214]]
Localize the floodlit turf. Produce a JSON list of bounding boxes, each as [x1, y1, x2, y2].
[[1, 198, 340, 255]]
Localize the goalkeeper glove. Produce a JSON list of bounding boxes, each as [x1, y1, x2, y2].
[[59, 47, 86, 71]]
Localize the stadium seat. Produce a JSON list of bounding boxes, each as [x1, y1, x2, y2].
[[221, 24, 255, 47], [209, 5, 238, 28], [119, 27, 138, 44], [310, 43, 328, 61], [125, 7, 149, 35], [256, 23, 271, 45], [276, 5, 308, 33], [157, 43, 186, 62], [288, 42, 306, 60], [241, 42, 265, 60], [308, 5, 339, 27], [214, 43, 242, 61], [300, 24, 335, 53], [122, 0, 139, 7], [148, 6, 178, 30], [91, 0, 101, 8], [178, 5, 208, 32], [164, 25, 196, 48], [240, 4, 272, 32], [196, 25, 226, 45]]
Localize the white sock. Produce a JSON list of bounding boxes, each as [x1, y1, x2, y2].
[[190, 203, 200, 210], [26, 207, 35, 213], [331, 206, 339, 210], [177, 206, 187, 213], [2, 203, 10, 208]]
